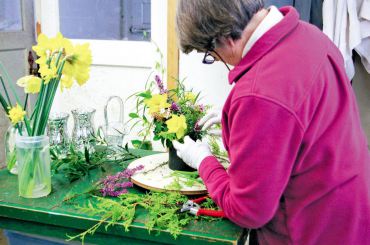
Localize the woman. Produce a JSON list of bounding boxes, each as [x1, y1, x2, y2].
[[173, 1, 370, 244]]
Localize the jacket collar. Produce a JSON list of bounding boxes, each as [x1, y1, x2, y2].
[[228, 6, 300, 84]]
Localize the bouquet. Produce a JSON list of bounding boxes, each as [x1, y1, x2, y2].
[[129, 49, 208, 170], [0, 32, 92, 197]]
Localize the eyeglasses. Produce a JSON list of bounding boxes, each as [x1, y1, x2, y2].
[[202, 49, 231, 71]]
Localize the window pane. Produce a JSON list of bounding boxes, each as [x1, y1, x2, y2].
[[59, 0, 151, 41], [0, 0, 22, 32]]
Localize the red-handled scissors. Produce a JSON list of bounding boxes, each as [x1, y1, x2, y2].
[[180, 196, 225, 218]]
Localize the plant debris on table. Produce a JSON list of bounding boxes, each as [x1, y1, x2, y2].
[[51, 143, 139, 183], [66, 191, 221, 244]]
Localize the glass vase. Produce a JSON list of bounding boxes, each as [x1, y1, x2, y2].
[[71, 108, 96, 154], [4, 125, 18, 174], [47, 112, 70, 158], [15, 135, 51, 198]]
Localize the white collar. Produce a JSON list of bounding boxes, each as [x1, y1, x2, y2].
[[242, 6, 284, 57]]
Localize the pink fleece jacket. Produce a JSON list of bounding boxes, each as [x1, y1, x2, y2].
[[199, 7, 370, 245]]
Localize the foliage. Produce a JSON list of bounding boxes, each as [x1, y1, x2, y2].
[[51, 139, 139, 183], [128, 46, 209, 148], [66, 191, 221, 243]]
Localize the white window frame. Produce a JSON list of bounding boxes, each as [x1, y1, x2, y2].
[[37, 0, 167, 68]]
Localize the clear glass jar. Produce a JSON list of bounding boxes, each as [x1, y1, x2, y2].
[[47, 112, 70, 158], [71, 108, 96, 154], [4, 125, 18, 174], [16, 135, 51, 198]]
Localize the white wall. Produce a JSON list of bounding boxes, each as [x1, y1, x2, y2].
[[179, 51, 232, 109]]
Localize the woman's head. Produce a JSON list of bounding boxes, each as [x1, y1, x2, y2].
[[176, 0, 265, 54]]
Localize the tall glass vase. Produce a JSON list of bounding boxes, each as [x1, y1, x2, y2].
[[15, 135, 51, 198], [4, 125, 18, 174]]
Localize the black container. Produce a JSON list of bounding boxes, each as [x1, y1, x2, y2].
[[168, 146, 195, 171]]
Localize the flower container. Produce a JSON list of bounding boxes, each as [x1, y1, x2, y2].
[[4, 125, 18, 174], [168, 145, 195, 171], [15, 135, 51, 198]]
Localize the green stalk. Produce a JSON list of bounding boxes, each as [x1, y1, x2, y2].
[[32, 81, 46, 135], [23, 94, 29, 111], [0, 62, 22, 105], [0, 75, 12, 106], [0, 93, 9, 114], [37, 59, 66, 136]]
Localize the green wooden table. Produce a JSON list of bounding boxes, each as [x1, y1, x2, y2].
[[0, 150, 247, 244]]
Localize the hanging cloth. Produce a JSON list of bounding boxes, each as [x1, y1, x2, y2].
[[323, 0, 370, 80]]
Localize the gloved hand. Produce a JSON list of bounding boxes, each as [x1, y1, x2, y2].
[[173, 136, 213, 170], [198, 109, 222, 136]]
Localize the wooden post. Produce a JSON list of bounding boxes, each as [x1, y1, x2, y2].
[[167, 0, 179, 91]]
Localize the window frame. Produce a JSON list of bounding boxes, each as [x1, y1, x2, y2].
[[38, 0, 167, 68]]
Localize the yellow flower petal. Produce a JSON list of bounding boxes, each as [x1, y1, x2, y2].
[[8, 104, 26, 125], [145, 94, 170, 114], [166, 114, 187, 139], [39, 64, 58, 84], [16, 76, 42, 94], [60, 75, 73, 91]]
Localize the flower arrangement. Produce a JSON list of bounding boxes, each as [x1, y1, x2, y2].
[[0, 32, 91, 136], [129, 50, 207, 151], [0, 32, 92, 197]]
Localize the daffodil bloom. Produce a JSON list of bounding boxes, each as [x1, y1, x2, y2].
[[60, 75, 74, 91], [145, 94, 171, 114], [185, 92, 196, 102], [32, 33, 52, 59], [16, 75, 42, 94], [166, 114, 187, 139], [39, 64, 58, 83], [8, 104, 26, 125]]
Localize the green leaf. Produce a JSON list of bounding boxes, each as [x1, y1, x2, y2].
[[129, 113, 139, 119], [137, 92, 152, 99]]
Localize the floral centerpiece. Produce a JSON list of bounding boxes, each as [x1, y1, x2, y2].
[[0, 32, 92, 197], [129, 51, 208, 171]]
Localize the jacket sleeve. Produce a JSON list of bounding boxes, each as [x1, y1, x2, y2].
[[199, 96, 304, 228]]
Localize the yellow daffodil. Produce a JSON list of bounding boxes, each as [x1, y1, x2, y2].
[[62, 43, 92, 87], [166, 114, 187, 139], [32, 33, 52, 58], [60, 75, 74, 91], [16, 75, 42, 94], [8, 104, 26, 125], [185, 92, 196, 102], [39, 63, 58, 84], [145, 94, 171, 114]]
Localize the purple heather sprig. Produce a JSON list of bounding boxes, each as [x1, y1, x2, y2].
[[100, 165, 144, 197], [170, 102, 180, 112], [155, 75, 167, 94]]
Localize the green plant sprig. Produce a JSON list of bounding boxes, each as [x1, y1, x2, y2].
[[51, 141, 139, 183], [66, 191, 221, 244]]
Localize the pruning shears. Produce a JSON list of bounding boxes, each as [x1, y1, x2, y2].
[[179, 196, 225, 218]]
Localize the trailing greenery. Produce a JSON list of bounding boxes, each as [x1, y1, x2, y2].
[[51, 142, 139, 183], [66, 191, 221, 244]]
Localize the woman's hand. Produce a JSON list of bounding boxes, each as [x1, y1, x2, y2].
[[198, 109, 222, 136], [173, 136, 213, 170]]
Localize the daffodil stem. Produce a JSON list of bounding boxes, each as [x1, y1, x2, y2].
[[23, 94, 29, 111], [0, 75, 12, 106], [0, 93, 9, 114], [0, 62, 23, 106], [36, 59, 65, 136]]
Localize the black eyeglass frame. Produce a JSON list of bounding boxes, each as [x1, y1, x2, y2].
[[202, 49, 231, 71]]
